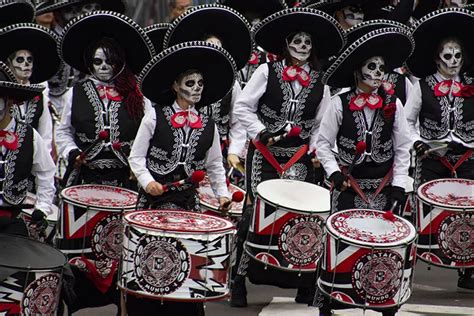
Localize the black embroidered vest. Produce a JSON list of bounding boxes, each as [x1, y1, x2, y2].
[[70, 80, 141, 166], [1, 122, 34, 205], [419, 75, 474, 143], [257, 61, 324, 146], [146, 105, 215, 184], [200, 91, 232, 140], [12, 94, 44, 130], [385, 72, 407, 105], [239, 50, 266, 88], [337, 90, 395, 179]]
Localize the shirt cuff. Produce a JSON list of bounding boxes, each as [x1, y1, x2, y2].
[[137, 173, 156, 190], [324, 162, 341, 178], [392, 175, 407, 189], [249, 124, 266, 140], [35, 202, 52, 216], [62, 146, 80, 161]]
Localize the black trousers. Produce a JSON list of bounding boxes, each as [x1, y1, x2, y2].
[[125, 295, 205, 316]]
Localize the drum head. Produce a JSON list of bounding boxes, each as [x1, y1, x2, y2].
[[198, 176, 244, 215], [0, 234, 67, 270], [61, 184, 138, 211], [417, 178, 474, 210], [326, 209, 417, 248], [256, 179, 330, 213], [125, 210, 235, 234]]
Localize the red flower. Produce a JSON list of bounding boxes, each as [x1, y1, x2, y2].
[[33, 95, 41, 102], [383, 102, 397, 120], [460, 84, 474, 98], [381, 81, 395, 95]]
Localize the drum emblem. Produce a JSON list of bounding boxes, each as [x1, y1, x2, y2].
[[352, 251, 403, 303], [92, 214, 123, 261], [279, 215, 324, 266], [134, 235, 190, 295], [21, 273, 60, 315], [438, 213, 474, 263]]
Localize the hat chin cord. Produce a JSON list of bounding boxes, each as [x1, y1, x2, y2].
[[88, 63, 126, 84]]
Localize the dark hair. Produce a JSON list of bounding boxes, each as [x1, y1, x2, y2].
[[281, 32, 321, 70], [175, 69, 202, 83], [435, 37, 470, 74]]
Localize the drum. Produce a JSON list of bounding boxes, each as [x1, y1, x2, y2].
[[119, 210, 236, 301], [245, 179, 330, 274], [20, 193, 59, 242], [318, 209, 417, 309], [401, 176, 415, 218], [199, 176, 245, 219], [416, 178, 474, 268], [0, 234, 67, 315]]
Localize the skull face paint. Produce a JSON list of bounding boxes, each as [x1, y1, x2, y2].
[[436, 40, 463, 78], [92, 48, 114, 82], [342, 6, 364, 27], [61, 2, 101, 23], [359, 56, 385, 90], [176, 72, 204, 104], [205, 35, 222, 48], [287, 32, 312, 62], [8, 50, 33, 83]]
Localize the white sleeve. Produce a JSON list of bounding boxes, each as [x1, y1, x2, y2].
[[205, 127, 231, 199], [405, 80, 422, 142], [309, 85, 332, 154], [38, 93, 53, 153], [31, 130, 56, 215], [404, 76, 414, 104], [391, 99, 412, 188], [315, 96, 343, 177], [233, 63, 269, 139], [228, 82, 247, 157], [143, 97, 153, 115], [128, 110, 156, 189], [55, 91, 78, 160]]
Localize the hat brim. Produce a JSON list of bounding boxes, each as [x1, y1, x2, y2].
[[139, 41, 236, 106], [0, 81, 44, 101], [254, 7, 345, 58], [144, 23, 170, 54], [60, 11, 155, 75], [323, 27, 414, 88], [220, 0, 286, 20], [36, 0, 125, 15], [0, 0, 35, 26], [345, 19, 409, 47], [0, 23, 60, 83], [406, 8, 474, 78], [164, 5, 252, 70]]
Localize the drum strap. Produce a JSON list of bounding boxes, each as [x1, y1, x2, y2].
[[252, 140, 309, 176], [438, 149, 473, 178], [343, 166, 394, 206]]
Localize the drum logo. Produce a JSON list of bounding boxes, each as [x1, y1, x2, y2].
[[92, 214, 123, 261], [21, 273, 60, 315], [278, 215, 325, 266], [352, 251, 403, 304], [438, 213, 474, 263], [134, 235, 190, 295]]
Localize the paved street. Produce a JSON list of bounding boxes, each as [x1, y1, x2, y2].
[[75, 261, 474, 315]]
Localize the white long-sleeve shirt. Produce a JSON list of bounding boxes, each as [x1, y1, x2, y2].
[[128, 102, 230, 199], [316, 93, 411, 189], [227, 82, 247, 157]]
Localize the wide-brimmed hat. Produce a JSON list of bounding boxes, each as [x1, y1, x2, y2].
[[0, 23, 60, 83], [253, 7, 345, 58], [144, 23, 170, 54], [139, 41, 237, 107], [0, 0, 35, 27], [345, 19, 410, 47], [323, 27, 414, 87], [218, 0, 287, 21], [36, 0, 125, 15], [412, 0, 441, 19], [59, 11, 155, 75], [0, 61, 44, 100], [406, 8, 474, 78], [164, 4, 252, 70]]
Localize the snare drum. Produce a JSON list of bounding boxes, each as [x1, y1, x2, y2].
[[318, 209, 417, 309], [0, 234, 67, 315], [416, 178, 474, 268], [199, 176, 245, 219], [119, 210, 236, 301], [20, 193, 59, 242]]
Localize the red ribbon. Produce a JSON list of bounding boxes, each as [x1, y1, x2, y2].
[[349, 93, 383, 111], [434, 80, 462, 97], [248, 52, 260, 65], [438, 149, 473, 178], [97, 85, 123, 101], [252, 140, 308, 176], [342, 166, 394, 205], [0, 130, 18, 150], [282, 66, 310, 87], [171, 111, 203, 129]]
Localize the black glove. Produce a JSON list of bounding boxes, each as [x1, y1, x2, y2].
[[257, 130, 275, 146], [329, 171, 347, 191], [68, 148, 82, 165], [30, 209, 48, 238], [413, 140, 430, 157], [389, 186, 405, 208]]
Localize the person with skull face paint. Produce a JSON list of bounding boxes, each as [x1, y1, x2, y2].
[[127, 41, 236, 316], [316, 27, 414, 316], [232, 7, 345, 307], [405, 7, 474, 291]]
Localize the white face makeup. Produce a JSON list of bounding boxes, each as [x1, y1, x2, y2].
[[359, 56, 385, 90], [343, 6, 364, 27], [0, 98, 7, 121], [447, 0, 466, 7], [92, 48, 114, 82], [287, 32, 312, 62], [436, 40, 463, 78], [205, 36, 222, 48], [8, 50, 33, 83], [176, 72, 204, 104]]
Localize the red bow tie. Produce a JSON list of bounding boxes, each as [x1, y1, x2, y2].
[[248, 52, 260, 65], [171, 111, 203, 129], [0, 131, 18, 150], [349, 93, 383, 111], [434, 80, 463, 97], [97, 85, 123, 101], [267, 53, 279, 62], [282, 66, 310, 87]]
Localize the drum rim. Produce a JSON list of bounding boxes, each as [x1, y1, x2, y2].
[[61, 184, 138, 211], [326, 209, 418, 248], [198, 179, 245, 213], [416, 252, 474, 269], [124, 209, 236, 234], [200, 204, 243, 217], [117, 284, 229, 302], [417, 178, 474, 211]]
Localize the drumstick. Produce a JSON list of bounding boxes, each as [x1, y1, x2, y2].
[[220, 191, 245, 211], [162, 170, 206, 192], [382, 201, 398, 221], [272, 126, 301, 143], [346, 141, 367, 176], [424, 141, 456, 155]]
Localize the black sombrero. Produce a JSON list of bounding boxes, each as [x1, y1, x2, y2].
[[0, 62, 44, 100], [164, 4, 252, 70], [144, 23, 170, 54], [253, 7, 345, 58], [345, 19, 410, 47], [0, 0, 35, 27], [139, 41, 237, 107], [0, 23, 60, 83], [36, 0, 125, 15], [218, 0, 287, 21], [406, 8, 474, 78], [412, 0, 441, 19], [323, 27, 414, 87], [59, 11, 155, 75]]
